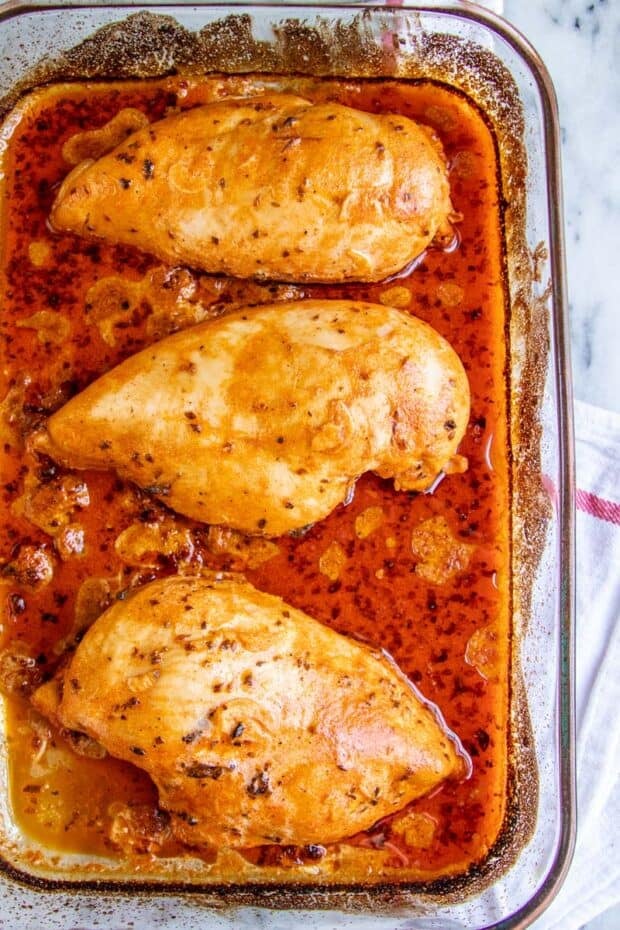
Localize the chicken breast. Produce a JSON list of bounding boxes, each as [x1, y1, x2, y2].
[[32, 574, 467, 848], [36, 300, 470, 536], [49, 93, 455, 283]]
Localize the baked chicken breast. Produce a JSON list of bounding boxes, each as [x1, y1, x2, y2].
[[49, 93, 455, 283], [33, 574, 466, 848], [36, 300, 470, 536]]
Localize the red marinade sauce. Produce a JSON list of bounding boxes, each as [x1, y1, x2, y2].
[[0, 75, 509, 880]]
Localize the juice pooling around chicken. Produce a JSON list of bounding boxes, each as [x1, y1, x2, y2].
[[0, 75, 509, 883]]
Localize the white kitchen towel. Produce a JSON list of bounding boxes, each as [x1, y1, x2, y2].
[[532, 399, 620, 929]]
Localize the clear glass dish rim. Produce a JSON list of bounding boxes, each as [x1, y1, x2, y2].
[[0, 3, 576, 928]]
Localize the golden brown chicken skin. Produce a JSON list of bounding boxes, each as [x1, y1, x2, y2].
[[36, 300, 470, 536], [32, 575, 467, 849], [49, 93, 456, 283]]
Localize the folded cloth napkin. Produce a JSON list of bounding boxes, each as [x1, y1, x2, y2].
[[532, 399, 620, 929]]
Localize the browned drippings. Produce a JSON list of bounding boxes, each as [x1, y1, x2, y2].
[[0, 75, 509, 881]]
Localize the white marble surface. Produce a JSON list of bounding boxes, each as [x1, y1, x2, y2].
[[503, 0, 620, 413]]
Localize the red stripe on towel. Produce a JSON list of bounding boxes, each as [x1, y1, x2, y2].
[[576, 489, 620, 525]]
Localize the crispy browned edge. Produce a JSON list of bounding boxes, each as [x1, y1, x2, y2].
[[0, 9, 550, 911]]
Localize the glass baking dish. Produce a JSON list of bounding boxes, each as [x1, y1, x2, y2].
[[0, 1, 574, 927]]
